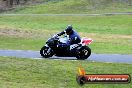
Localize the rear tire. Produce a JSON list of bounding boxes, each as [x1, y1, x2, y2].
[[76, 46, 91, 60], [40, 46, 54, 58]]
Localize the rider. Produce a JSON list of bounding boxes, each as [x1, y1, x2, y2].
[[57, 25, 81, 48]]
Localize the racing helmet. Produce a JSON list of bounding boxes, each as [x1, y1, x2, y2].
[[65, 25, 73, 35]]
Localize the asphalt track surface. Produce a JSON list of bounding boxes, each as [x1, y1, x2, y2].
[[0, 50, 132, 64]]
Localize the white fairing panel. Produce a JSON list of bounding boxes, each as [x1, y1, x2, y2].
[[70, 44, 79, 50], [59, 37, 68, 43], [45, 44, 49, 47]]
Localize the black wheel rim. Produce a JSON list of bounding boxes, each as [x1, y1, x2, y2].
[[43, 47, 51, 56], [77, 48, 90, 59], [82, 49, 89, 56]]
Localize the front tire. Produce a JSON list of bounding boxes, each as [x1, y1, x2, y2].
[[40, 46, 54, 58], [76, 46, 91, 60]]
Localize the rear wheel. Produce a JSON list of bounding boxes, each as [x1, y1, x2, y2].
[[40, 46, 54, 58], [76, 46, 91, 60]]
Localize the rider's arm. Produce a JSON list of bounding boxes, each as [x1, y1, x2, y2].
[[57, 31, 65, 36]]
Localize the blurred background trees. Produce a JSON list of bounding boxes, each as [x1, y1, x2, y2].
[[0, 0, 132, 12]]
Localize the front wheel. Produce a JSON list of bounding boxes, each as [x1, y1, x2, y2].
[[40, 46, 54, 58], [76, 46, 91, 60]]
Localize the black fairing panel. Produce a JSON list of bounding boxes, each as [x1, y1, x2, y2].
[[53, 47, 76, 57], [46, 37, 77, 57]]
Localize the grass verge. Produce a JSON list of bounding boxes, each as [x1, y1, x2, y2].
[[0, 56, 132, 88], [0, 15, 132, 35]]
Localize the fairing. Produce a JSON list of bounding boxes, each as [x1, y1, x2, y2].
[[81, 38, 93, 45]]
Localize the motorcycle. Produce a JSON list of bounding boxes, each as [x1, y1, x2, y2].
[[40, 34, 93, 60]]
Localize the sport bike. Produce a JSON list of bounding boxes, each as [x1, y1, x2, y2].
[[40, 34, 93, 60]]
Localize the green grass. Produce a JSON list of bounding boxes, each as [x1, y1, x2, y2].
[[0, 15, 132, 35], [0, 15, 132, 54], [4, 0, 132, 14], [0, 56, 132, 88], [0, 36, 44, 50]]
